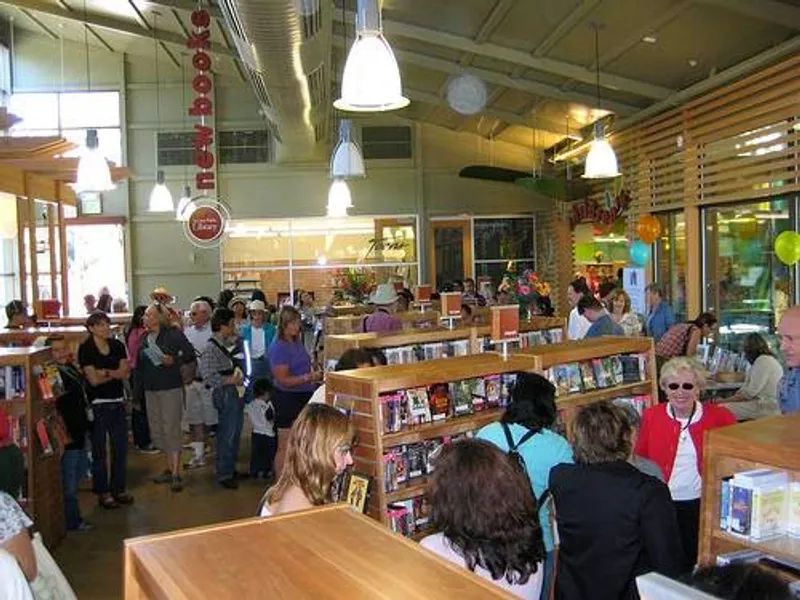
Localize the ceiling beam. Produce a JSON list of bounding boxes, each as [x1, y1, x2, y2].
[[533, 0, 603, 57], [334, 38, 640, 116], [86, 25, 115, 53], [475, 0, 516, 43], [696, 0, 800, 30], [0, 0, 234, 59], [597, 0, 691, 68], [334, 9, 672, 100], [18, 8, 58, 40]]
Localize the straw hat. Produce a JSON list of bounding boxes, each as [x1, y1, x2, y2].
[[248, 299, 267, 312], [150, 286, 174, 303], [369, 283, 399, 306], [228, 295, 249, 309]]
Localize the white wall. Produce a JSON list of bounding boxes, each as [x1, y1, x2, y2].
[[13, 32, 550, 307]]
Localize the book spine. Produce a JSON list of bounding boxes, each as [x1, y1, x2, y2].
[[720, 477, 732, 531]]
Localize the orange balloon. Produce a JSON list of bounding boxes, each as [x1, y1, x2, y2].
[[636, 215, 662, 244]]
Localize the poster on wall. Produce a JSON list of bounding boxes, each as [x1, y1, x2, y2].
[[624, 267, 646, 316]]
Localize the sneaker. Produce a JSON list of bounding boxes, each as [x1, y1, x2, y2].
[[183, 456, 206, 470], [75, 521, 94, 531], [153, 471, 173, 485], [137, 446, 160, 455], [114, 493, 134, 506], [218, 478, 238, 490], [170, 476, 184, 492]]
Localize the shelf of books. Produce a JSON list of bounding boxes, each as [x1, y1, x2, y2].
[[326, 352, 539, 540], [0, 348, 65, 548], [516, 336, 658, 438], [698, 414, 800, 588], [324, 317, 565, 368]]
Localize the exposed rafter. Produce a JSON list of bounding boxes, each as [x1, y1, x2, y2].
[[533, 0, 603, 58], [696, 0, 800, 30], [333, 38, 640, 116], [0, 0, 234, 59], [18, 8, 58, 40], [48, 0, 116, 53], [333, 9, 672, 100], [475, 0, 516, 44]]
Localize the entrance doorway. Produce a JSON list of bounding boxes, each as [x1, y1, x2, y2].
[[66, 219, 128, 314], [429, 219, 472, 290]]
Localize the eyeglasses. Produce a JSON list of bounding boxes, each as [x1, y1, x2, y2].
[[666, 382, 695, 391]]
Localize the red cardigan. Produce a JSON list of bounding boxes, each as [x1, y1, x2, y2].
[[636, 402, 736, 483]]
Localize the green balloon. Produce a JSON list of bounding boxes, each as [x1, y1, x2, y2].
[[774, 231, 800, 266]]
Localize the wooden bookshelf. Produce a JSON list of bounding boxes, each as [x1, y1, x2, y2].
[[515, 336, 658, 438], [0, 347, 65, 548], [323, 310, 441, 336], [698, 414, 800, 570], [124, 504, 514, 599], [0, 324, 122, 360], [326, 353, 538, 530]]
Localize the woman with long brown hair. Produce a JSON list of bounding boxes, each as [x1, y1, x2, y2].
[[420, 439, 545, 599], [258, 403, 354, 516]]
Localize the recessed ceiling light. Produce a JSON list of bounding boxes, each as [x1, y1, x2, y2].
[[688, 59, 699, 67], [642, 36, 657, 44]]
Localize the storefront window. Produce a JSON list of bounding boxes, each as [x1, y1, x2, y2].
[[703, 198, 797, 350], [473, 217, 535, 291], [572, 221, 627, 293], [66, 222, 127, 315], [653, 212, 687, 322], [222, 216, 419, 305]]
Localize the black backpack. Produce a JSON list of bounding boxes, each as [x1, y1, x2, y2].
[[500, 421, 551, 510]]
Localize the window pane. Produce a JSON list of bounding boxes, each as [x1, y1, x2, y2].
[[9, 93, 58, 129], [654, 212, 687, 322], [476, 260, 535, 291], [474, 218, 535, 261], [703, 198, 795, 351], [59, 92, 120, 128]]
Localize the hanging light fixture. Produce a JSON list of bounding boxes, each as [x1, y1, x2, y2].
[[327, 180, 353, 218], [148, 11, 174, 212], [333, 0, 408, 112], [72, 2, 114, 195], [330, 120, 365, 178], [583, 23, 620, 180]]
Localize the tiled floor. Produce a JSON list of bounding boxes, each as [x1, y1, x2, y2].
[[52, 447, 267, 600]]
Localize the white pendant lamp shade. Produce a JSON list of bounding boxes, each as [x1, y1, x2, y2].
[[73, 129, 115, 195], [583, 122, 620, 180], [330, 120, 365, 178], [333, 0, 409, 112], [327, 179, 353, 218], [176, 185, 195, 222], [149, 170, 174, 212]]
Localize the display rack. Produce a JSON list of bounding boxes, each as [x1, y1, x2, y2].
[[324, 317, 566, 366], [698, 414, 800, 577], [516, 336, 658, 438], [0, 347, 65, 548], [326, 353, 538, 536]]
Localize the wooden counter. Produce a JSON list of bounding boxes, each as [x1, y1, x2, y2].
[[0, 325, 122, 358], [124, 504, 512, 599], [38, 313, 132, 327]]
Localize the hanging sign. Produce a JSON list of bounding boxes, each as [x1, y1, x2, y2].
[[184, 197, 230, 248], [187, 8, 215, 192], [570, 189, 632, 228]]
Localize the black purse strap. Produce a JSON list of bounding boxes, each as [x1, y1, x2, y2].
[[501, 421, 537, 453]]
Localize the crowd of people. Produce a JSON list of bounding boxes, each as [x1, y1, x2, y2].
[[1, 277, 799, 599]]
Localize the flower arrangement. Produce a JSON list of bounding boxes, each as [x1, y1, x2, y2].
[[594, 250, 604, 264], [331, 268, 376, 304], [498, 262, 553, 316]]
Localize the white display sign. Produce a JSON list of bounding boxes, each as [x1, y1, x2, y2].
[[624, 267, 647, 316]]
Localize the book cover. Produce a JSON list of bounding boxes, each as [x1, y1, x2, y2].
[[416, 284, 432, 302], [451, 380, 474, 415], [720, 477, 732, 531], [601, 357, 617, 386], [500, 373, 516, 407], [37, 373, 53, 401], [425, 438, 443, 473], [545, 368, 559, 395], [471, 378, 487, 412], [637, 354, 648, 381], [406, 387, 432, 425], [579, 362, 597, 391], [563, 363, 583, 394], [429, 383, 451, 421], [484, 374, 501, 408], [394, 445, 408, 485], [345, 472, 371, 514], [383, 451, 398, 492], [552, 366, 571, 397], [413, 495, 432, 528], [751, 483, 788, 540], [609, 356, 624, 386], [729, 485, 753, 536], [440, 292, 462, 317], [620, 355, 642, 384], [36, 419, 54, 457], [407, 443, 427, 478], [592, 358, 611, 388]]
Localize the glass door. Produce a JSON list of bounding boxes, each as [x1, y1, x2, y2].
[[653, 211, 687, 322], [429, 220, 472, 290]]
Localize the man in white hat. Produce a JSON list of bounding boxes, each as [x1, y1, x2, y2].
[[363, 283, 403, 333], [183, 299, 215, 469], [239, 299, 276, 402]]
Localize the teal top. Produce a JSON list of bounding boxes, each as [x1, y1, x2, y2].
[[476, 422, 573, 552]]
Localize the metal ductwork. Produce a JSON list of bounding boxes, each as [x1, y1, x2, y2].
[[219, 0, 332, 161]]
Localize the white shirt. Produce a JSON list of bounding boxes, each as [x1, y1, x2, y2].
[[250, 326, 267, 359], [667, 401, 703, 501], [567, 307, 591, 340], [0, 548, 33, 600], [246, 398, 275, 437], [184, 322, 212, 355]]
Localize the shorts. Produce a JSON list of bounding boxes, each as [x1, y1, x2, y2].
[[274, 389, 313, 429], [146, 388, 185, 453], [184, 381, 218, 426]]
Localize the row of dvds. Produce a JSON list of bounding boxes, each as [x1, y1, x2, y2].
[[384, 340, 472, 365], [545, 353, 648, 398], [720, 469, 800, 540], [388, 496, 432, 538], [0, 366, 27, 400], [698, 345, 749, 374], [379, 373, 517, 433]]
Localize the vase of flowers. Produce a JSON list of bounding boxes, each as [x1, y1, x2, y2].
[[498, 262, 553, 317], [331, 268, 376, 304]]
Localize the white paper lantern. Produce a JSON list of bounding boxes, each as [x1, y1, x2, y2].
[[446, 74, 487, 116]]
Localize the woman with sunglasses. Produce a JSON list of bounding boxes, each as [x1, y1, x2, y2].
[[636, 357, 735, 572]]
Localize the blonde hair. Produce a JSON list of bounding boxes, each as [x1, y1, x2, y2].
[[146, 303, 170, 329], [262, 404, 355, 508], [608, 288, 632, 314], [659, 356, 707, 391]]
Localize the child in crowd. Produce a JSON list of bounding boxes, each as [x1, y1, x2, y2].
[[247, 379, 277, 479], [47, 336, 93, 531]]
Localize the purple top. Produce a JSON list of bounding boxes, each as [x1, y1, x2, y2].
[[363, 309, 402, 334], [268, 338, 316, 392]]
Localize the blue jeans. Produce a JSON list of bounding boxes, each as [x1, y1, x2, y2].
[[540, 550, 555, 600], [245, 356, 271, 404], [213, 385, 244, 482], [90, 402, 128, 496], [62, 448, 89, 529]]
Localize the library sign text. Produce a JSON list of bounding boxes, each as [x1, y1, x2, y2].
[[570, 190, 632, 228], [183, 198, 230, 248], [188, 8, 215, 192]]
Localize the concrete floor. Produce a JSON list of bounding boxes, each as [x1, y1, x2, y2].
[[52, 448, 267, 600]]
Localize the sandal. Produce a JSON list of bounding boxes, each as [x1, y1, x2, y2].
[[98, 495, 119, 509]]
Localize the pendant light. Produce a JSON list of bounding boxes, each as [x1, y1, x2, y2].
[[176, 54, 195, 221], [327, 179, 353, 218], [333, 0, 408, 112], [148, 11, 174, 212], [582, 24, 620, 180], [330, 120, 365, 179], [72, 1, 115, 195]]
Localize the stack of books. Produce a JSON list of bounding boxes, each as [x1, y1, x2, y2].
[[544, 353, 648, 397], [720, 468, 799, 541]]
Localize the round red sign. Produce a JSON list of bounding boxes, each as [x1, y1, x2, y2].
[[187, 205, 224, 242]]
